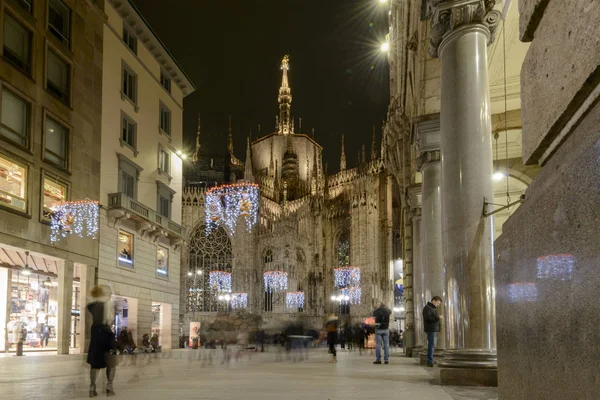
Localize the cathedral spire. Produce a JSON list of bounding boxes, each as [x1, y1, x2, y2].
[[361, 144, 366, 165], [192, 113, 201, 163], [244, 136, 254, 182], [227, 115, 233, 154], [371, 125, 377, 161], [278, 55, 292, 135], [269, 140, 275, 178], [340, 134, 346, 171]]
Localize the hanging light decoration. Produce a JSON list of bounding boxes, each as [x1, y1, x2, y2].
[[230, 293, 248, 309], [263, 271, 288, 292], [285, 292, 305, 309], [205, 183, 259, 235], [340, 287, 362, 305], [334, 267, 361, 288], [208, 271, 232, 293], [50, 200, 99, 243]]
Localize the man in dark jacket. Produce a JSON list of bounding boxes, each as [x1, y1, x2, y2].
[[423, 296, 443, 367], [372, 303, 392, 364]]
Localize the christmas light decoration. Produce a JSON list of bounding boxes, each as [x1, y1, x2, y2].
[[50, 200, 99, 243], [205, 183, 259, 235], [334, 267, 361, 288], [285, 292, 305, 309], [263, 271, 288, 291], [340, 287, 362, 304], [208, 271, 232, 293], [230, 293, 248, 309]]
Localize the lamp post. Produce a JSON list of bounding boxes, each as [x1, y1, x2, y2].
[[218, 294, 231, 315]]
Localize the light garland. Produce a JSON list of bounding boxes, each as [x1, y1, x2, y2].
[[205, 183, 259, 235], [50, 200, 99, 243], [340, 287, 362, 305], [230, 293, 248, 309], [334, 267, 361, 288], [208, 271, 232, 293], [263, 271, 288, 292], [285, 292, 305, 309]]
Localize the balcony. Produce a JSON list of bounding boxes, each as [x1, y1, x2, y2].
[[108, 192, 184, 243]]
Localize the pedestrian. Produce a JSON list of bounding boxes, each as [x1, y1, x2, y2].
[[41, 324, 50, 347], [355, 324, 366, 355], [325, 314, 338, 363], [423, 295, 443, 367], [86, 285, 117, 397], [372, 302, 392, 365]]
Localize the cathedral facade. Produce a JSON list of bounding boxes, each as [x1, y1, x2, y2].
[[181, 57, 394, 330]]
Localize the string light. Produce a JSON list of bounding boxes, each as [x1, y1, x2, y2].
[[50, 200, 99, 243], [263, 271, 288, 292], [285, 292, 305, 309], [230, 293, 248, 309], [208, 271, 232, 292], [340, 287, 362, 304], [205, 183, 259, 235], [334, 267, 361, 288]]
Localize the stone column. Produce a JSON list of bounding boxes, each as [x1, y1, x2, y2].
[[57, 260, 74, 354], [79, 264, 96, 354], [416, 118, 446, 356], [408, 185, 423, 355], [430, 0, 501, 385]]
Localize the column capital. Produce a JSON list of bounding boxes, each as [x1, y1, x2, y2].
[[429, 0, 501, 58], [417, 150, 441, 171]]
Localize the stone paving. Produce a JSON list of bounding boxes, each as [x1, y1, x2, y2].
[[0, 349, 498, 400]]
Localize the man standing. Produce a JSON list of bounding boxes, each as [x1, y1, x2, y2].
[[372, 302, 392, 365], [423, 296, 443, 367]]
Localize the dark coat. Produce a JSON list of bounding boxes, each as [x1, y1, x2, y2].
[[86, 302, 116, 369], [423, 302, 440, 333], [373, 306, 392, 330]]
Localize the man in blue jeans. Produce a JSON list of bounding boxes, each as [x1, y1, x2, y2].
[[372, 302, 392, 365], [423, 296, 443, 367]]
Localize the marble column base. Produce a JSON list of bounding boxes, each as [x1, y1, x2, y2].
[[436, 349, 497, 386], [403, 328, 415, 356], [437, 367, 498, 387], [411, 345, 424, 358], [419, 348, 444, 365]]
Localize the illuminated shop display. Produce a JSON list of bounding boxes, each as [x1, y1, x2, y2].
[[0, 156, 26, 211]]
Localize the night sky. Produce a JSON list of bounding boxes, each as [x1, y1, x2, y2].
[[131, 0, 390, 172]]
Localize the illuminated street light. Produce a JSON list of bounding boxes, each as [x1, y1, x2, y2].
[[197, 270, 202, 275], [181, 154, 188, 160], [381, 42, 389, 52], [379, 0, 388, 3], [493, 171, 505, 181], [176, 150, 183, 156], [187, 271, 193, 277], [330, 295, 337, 301]]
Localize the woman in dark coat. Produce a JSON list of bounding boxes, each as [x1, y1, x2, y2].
[[87, 285, 116, 397]]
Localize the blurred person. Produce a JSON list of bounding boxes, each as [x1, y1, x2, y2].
[[344, 324, 354, 351], [355, 324, 366, 355], [372, 302, 392, 365], [86, 285, 116, 397], [325, 314, 338, 363]]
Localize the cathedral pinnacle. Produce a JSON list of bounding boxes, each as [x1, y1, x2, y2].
[[244, 136, 254, 182], [227, 115, 233, 154], [340, 134, 346, 171], [278, 55, 292, 135], [371, 125, 377, 161], [192, 113, 201, 163]]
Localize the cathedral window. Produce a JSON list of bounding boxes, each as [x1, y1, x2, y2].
[[337, 230, 350, 267]]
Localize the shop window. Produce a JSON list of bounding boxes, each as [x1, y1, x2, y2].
[[160, 71, 171, 93], [1, 88, 30, 148], [3, 14, 32, 75], [48, 0, 71, 46], [46, 50, 70, 104], [0, 155, 27, 211], [42, 176, 67, 220], [159, 103, 171, 136], [157, 246, 168, 277], [118, 230, 134, 268], [122, 26, 136, 54], [44, 116, 69, 169]]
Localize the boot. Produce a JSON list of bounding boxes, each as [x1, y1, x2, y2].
[[106, 383, 116, 397], [330, 355, 337, 363], [89, 385, 97, 397]]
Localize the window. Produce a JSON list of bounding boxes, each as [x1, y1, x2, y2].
[[44, 116, 69, 169], [47, 50, 70, 104], [48, 0, 71, 46], [160, 71, 171, 93], [118, 230, 134, 268], [3, 14, 32, 75], [0, 155, 26, 211], [337, 231, 350, 266], [122, 26, 137, 54], [157, 247, 168, 277], [16, 0, 33, 13], [121, 113, 136, 149], [117, 154, 141, 199], [122, 65, 137, 104], [1, 89, 29, 147], [158, 148, 170, 174], [159, 103, 171, 135], [42, 176, 67, 220], [156, 181, 174, 218]]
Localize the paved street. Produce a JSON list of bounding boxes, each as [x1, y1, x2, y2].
[[0, 349, 497, 400]]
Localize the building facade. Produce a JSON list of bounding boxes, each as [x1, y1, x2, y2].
[[181, 56, 394, 332], [0, 0, 105, 354], [97, 0, 194, 349]]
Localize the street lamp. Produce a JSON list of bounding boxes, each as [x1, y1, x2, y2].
[[381, 42, 389, 52]]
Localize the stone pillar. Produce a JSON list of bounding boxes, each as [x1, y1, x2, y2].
[[417, 118, 446, 356], [57, 260, 74, 355], [408, 185, 423, 355], [79, 264, 96, 354], [429, 0, 501, 386]]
